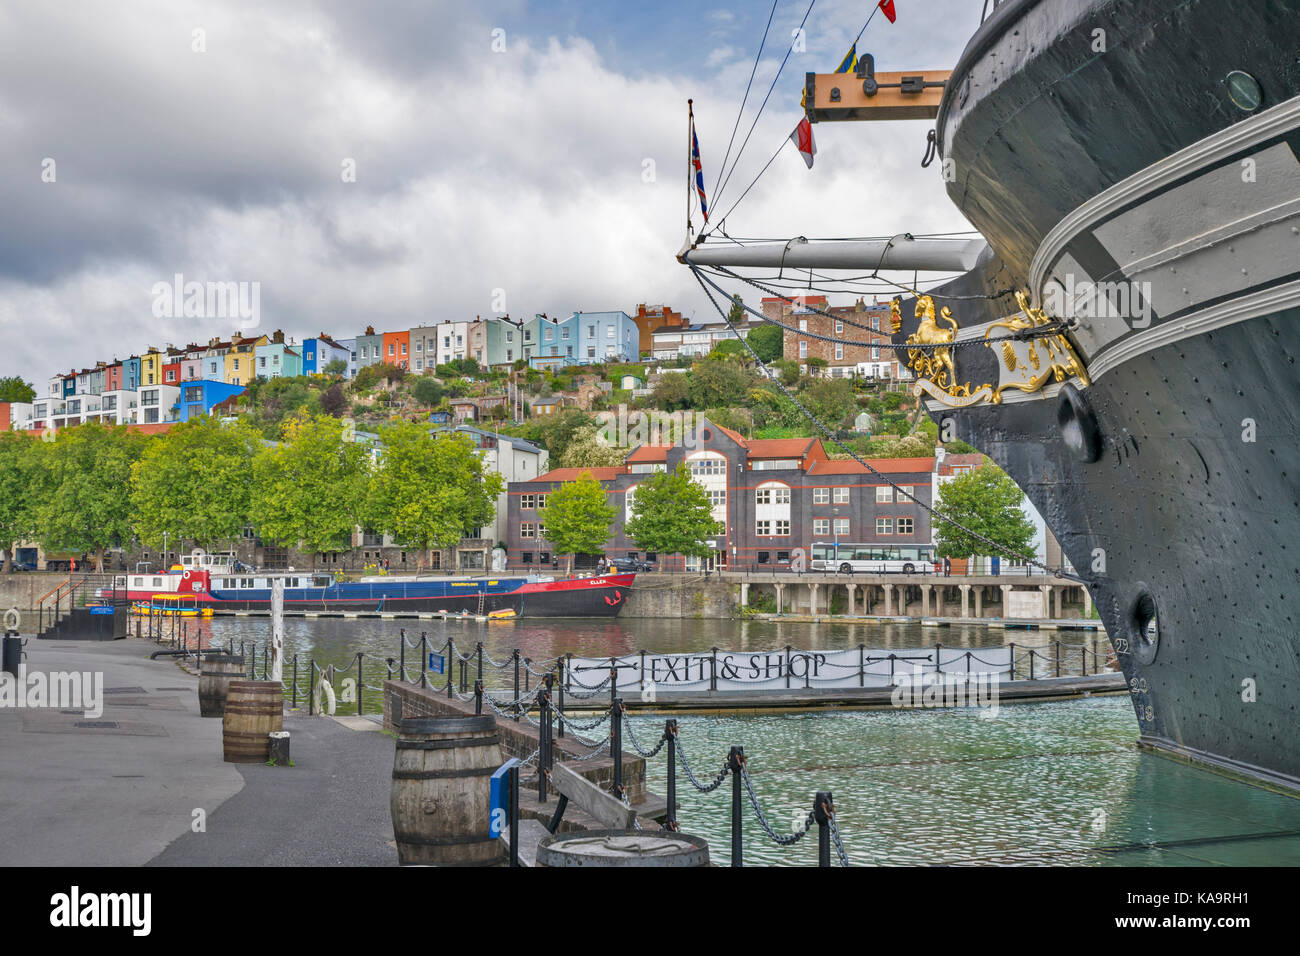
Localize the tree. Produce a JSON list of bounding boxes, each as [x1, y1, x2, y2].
[[31, 424, 148, 571], [320, 382, 349, 417], [709, 338, 747, 360], [933, 463, 1037, 561], [624, 464, 722, 560], [539, 473, 615, 573], [251, 414, 371, 554], [130, 416, 261, 550], [0, 432, 39, 571], [772, 359, 801, 387], [651, 372, 691, 411], [412, 376, 444, 407], [727, 295, 745, 327], [323, 358, 348, 377], [353, 362, 406, 391], [746, 324, 783, 363], [365, 424, 503, 564], [801, 378, 858, 429], [0, 376, 36, 403], [558, 425, 624, 469], [688, 358, 754, 409]]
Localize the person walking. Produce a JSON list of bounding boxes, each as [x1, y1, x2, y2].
[[943, 556, 951, 577]]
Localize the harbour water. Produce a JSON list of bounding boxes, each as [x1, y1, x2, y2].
[[174, 616, 1300, 866]]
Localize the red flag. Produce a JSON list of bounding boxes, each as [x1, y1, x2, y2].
[[790, 117, 816, 168], [878, 0, 897, 23]]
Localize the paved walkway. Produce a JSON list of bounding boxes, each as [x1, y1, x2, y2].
[[0, 638, 396, 866]]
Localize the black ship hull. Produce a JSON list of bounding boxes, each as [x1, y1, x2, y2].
[[905, 0, 1300, 788]]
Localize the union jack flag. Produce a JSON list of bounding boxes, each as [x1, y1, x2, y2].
[[692, 125, 709, 221]]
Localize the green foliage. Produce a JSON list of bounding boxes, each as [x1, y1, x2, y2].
[[771, 359, 801, 387], [251, 414, 371, 553], [623, 464, 722, 560], [709, 339, 747, 360], [436, 358, 481, 379], [0, 432, 39, 568], [323, 358, 348, 377], [800, 378, 858, 429], [558, 425, 624, 469], [353, 363, 406, 391], [538, 473, 615, 571], [933, 463, 1037, 560], [748, 386, 806, 431], [365, 424, 502, 553], [688, 358, 755, 409], [726, 295, 745, 327], [514, 409, 598, 462], [700, 407, 751, 436], [745, 589, 777, 613], [31, 424, 147, 569], [945, 439, 979, 454], [880, 391, 906, 411], [130, 416, 261, 549], [746, 324, 784, 364], [412, 377, 444, 407], [0, 376, 36, 403], [806, 357, 828, 369], [651, 372, 691, 411]]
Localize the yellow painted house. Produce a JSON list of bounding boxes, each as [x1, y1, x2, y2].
[[139, 347, 164, 387], [223, 333, 266, 386]]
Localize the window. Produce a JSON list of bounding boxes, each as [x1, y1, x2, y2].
[[522, 552, 533, 564], [835, 319, 843, 333], [537, 523, 547, 539], [401, 343, 407, 355], [307, 350, 314, 360], [876, 486, 892, 503], [833, 487, 849, 504], [799, 341, 808, 359], [539, 551, 551, 564], [799, 319, 808, 332], [813, 518, 830, 535], [896, 485, 912, 502], [389, 344, 395, 356], [706, 489, 726, 508], [755, 519, 771, 536], [607, 326, 614, 338], [521, 493, 536, 510], [183, 386, 202, 403], [587, 346, 596, 358], [876, 517, 893, 535], [561, 328, 570, 339], [897, 517, 914, 534], [813, 487, 830, 504], [414, 359, 422, 370], [833, 518, 849, 536], [872, 347, 880, 360], [757, 552, 769, 564], [272, 354, 279, 365], [506, 331, 513, 342], [520, 523, 536, 539], [756, 488, 771, 505], [687, 456, 726, 476], [871, 315, 879, 331], [587, 325, 595, 338], [835, 343, 844, 361], [775, 519, 790, 535], [537, 494, 548, 510]]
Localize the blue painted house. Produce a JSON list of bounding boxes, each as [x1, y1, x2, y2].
[[177, 380, 246, 421], [302, 334, 352, 377], [573, 311, 638, 364]]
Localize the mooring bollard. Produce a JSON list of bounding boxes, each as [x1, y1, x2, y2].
[[611, 698, 625, 799], [814, 791, 833, 867], [664, 719, 679, 832], [728, 746, 745, 867]]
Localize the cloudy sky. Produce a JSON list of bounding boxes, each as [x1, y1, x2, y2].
[[0, 0, 985, 384]]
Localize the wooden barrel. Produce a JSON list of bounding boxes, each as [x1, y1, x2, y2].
[[222, 680, 284, 763], [390, 715, 502, 866], [198, 654, 245, 717]]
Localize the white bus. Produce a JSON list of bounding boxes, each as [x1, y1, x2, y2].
[[810, 542, 936, 575]]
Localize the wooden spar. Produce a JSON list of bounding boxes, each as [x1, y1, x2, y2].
[[270, 579, 284, 683], [802, 68, 950, 123], [681, 235, 987, 273]]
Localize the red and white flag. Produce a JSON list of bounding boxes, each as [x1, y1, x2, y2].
[[878, 0, 897, 23], [790, 116, 816, 168]]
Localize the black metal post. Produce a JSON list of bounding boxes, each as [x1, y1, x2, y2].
[[1056, 640, 1062, 678], [858, 643, 865, 687], [556, 658, 565, 739], [447, 637, 454, 698], [419, 633, 426, 688], [710, 647, 718, 692], [513, 650, 520, 721], [356, 653, 364, 716], [611, 698, 624, 798], [1029, 648, 1036, 680], [474, 679, 483, 715], [291, 654, 298, 708], [664, 719, 678, 831], [399, 628, 405, 684], [476, 641, 483, 685], [935, 642, 943, 676], [537, 687, 550, 803], [728, 746, 744, 867], [785, 645, 791, 689], [309, 659, 317, 716], [524, 658, 531, 693], [814, 791, 833, 867]]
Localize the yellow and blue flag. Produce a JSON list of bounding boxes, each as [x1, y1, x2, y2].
[[835, 42, 857, 74]]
